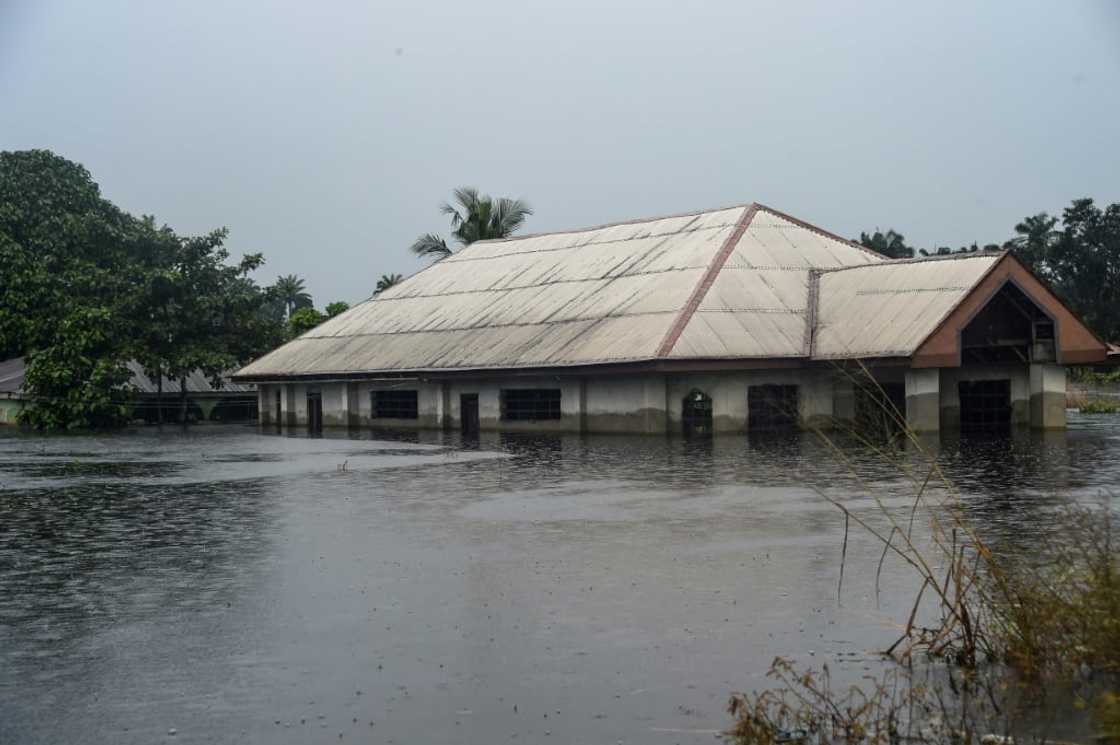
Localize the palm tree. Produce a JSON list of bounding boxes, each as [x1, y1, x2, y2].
[[375, 273, 403, 295], [410, 187, 532, 260], [272, 274, 312, 318]]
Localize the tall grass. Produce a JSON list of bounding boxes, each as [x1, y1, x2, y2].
[[728, 363, 1120, 745]]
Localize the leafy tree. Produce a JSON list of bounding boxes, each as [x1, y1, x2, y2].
[[1005, 199, 1120, 341], [0, 150, 146, 428], [375, 273, 403, 294], [857, 229, 915, 259], [325, 301, 350, 318], [272, 274, 312, 318], [410, 187, 532, 259], [1, 149, 286, 428], [288, 306, 326, 336], [1005, 213, 1059, 273]]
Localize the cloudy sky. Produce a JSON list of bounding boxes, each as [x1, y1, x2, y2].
[[2, 0, 1118, 305]]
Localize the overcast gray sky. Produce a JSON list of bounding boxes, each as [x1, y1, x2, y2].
[[2, 0, 1118, 305]]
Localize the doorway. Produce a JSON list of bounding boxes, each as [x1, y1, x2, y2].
[[460, 393, 480, 436], [958, 379, 1011, 432], [681, 389, 713, 437], [306, 390, 323, 433]]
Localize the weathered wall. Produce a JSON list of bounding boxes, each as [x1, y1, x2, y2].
[[665, 369, 834, 434], [444, 378, 583, 433], [266, 363, 1062, 434]]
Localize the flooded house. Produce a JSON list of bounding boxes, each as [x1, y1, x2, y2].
[[0, 357, 258, 424], [233, 203, 1110, 436]]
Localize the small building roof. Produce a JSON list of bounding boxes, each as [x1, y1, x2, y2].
[[0, 357, 253, 397], [813, 253, 1001, 359]]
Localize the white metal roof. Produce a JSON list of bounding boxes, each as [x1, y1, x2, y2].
[[812, 253, 1001, 359], [237, 204, 998, 379]]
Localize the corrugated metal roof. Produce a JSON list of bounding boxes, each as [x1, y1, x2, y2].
[[237, 204, 889, 377], [0, 357, 253, 396], [812, 253, 1001, 359], [240, 202, 960, 379], [123, 361, 256, 394]]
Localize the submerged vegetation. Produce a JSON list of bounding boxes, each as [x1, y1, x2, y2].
[[1078, 399, 1120, 414], [727, 368, 1120, 745]]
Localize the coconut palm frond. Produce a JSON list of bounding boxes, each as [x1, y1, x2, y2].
[[409, 233, 452, 259]]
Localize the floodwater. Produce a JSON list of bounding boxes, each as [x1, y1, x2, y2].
[[1, 418, 1118, 745]]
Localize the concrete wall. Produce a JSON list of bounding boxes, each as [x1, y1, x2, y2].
[[264, 363, 1066, 434], [444, 378, 583, 433], [665, 369, 834, 434]]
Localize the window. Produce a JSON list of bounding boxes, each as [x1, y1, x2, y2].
[[371, 389, 419, 419], [748, 384, 799, 431], [681, 389, 713, 437], [958, 380, 1011, 432], [501, 389, 561, 421]]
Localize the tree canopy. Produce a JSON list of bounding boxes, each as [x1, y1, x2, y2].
[[410, 187, 532, 260], [0, 149, 286, 428]]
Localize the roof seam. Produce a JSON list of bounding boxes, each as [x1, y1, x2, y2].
[[467, 202, 756, 245], [443, 224, 735, 261], [292, 311, 680, 340], [655, 204, 760, 358], [367, 266, 710, 301]]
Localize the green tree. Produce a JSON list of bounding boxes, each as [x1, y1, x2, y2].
[[325, 301, 350, 318], [1005, 213, 1059, 273], [856, 229, 915, 259], [410, 187, 532, 259], [0, 150, 146, 428], [374, 273, 403, 294], [1007, 199, 1120, 341], [272, 274, 312, 318], [288, 306, 326, 336]]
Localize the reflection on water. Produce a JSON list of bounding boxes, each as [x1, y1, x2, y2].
[[0, 416, 1117, 744]]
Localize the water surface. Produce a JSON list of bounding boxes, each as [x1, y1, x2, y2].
[[1, 418, 1118, 744]]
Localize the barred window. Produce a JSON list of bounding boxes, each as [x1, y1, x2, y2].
[[501, 389, 561, 421], [371, 390, 419, 419], [748, 384, 799, 431]]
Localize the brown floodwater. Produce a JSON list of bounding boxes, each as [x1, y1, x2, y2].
[[1, 417, 1118, 744]]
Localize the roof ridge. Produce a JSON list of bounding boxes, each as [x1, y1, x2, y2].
[[468, 200, 759, 246], [817, 250, 1006, 274], [655, 204, 760, 357]]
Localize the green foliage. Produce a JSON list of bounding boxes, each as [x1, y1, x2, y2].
[[325, 301, 350, 318], [1079, 398, 1120, 414], [0, 148, 286, 428], [374, 273, 403, 294], [857, 229, 915, 258], [272, 274, 312, 318], [287, 306, 326, 336], [411, 187, 532, 259], [1005, 199, 1120, 342]]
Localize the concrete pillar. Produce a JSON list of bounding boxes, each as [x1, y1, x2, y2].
[[905, 368, 940, 433], [257, 387, 270, 426], [1030, 364, 1066, 430]]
